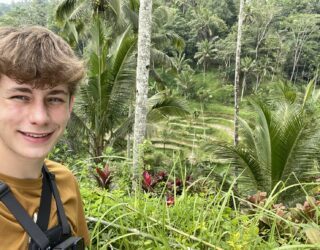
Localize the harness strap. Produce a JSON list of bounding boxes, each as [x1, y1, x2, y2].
[[0, 182, 50, 250], [36, 167, 52, 231], [43, 166, 70, 235]]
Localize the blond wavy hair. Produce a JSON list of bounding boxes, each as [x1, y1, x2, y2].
[[0, 26, 85, 95]]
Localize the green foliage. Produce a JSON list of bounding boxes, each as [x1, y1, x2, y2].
[[67, 16, 136, 159], [2, 0, 319, 247], [78, 165, 320, 249], [210, 88, 320, 204], [0, 0, 55, 27], [194, 39, 217, 72], [81, 183, 266, 249], [0, 3, 12, 16]]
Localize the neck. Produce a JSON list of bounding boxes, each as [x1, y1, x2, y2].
[[0, 147, 44, 179]]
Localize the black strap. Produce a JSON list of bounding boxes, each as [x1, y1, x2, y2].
[[0, 182, 50, 250], [36, 168, 52, 231], [43, 166, 70, 235]]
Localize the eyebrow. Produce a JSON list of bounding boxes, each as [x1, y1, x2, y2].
[[7, 87, 32, 94], [7, 87, 68, 96], [47, 89, 69, 96]]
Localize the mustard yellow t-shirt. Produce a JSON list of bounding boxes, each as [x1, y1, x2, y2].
[[0, 159, 90, 250]]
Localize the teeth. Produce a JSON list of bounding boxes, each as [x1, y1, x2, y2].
[[25, 133, 50, 138]]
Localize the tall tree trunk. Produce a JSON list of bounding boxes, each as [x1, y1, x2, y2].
[[234, 0, 244, 177], [132, 0, 152, 191], [203, 62, 206, 84], [127, 97, 133, 158], [290, 43, 300, 82], [240, 73, 246, 102]]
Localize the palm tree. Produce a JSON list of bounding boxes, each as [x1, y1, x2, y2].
[[132, 0, 153, 189], [124, 1, 185, 82], [233, 0, 244, 189], [188, 6, 227, 41], [68, 16, 189, 162], [171, 51, 193, 74], [211, 82, 320, 204], [56, 0, 184, 83], [69, 16, 137, 160], [55, 0, 126, 49], [194, 39, 217, 82], [175, 70, 196, 99]]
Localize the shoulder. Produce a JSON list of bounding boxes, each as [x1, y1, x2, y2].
[[44, 159, 77, 185], [44, 159, 82, 204]]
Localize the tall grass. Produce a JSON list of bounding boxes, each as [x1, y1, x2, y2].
[[77, 156, 320, 250]]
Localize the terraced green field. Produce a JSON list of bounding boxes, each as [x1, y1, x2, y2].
[[148, 102, 235, 154], [147, 71, 253, 157]]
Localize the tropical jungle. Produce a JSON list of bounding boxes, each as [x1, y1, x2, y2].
[[1, 0, 320, 249]]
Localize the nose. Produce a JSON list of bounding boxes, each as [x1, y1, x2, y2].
[[28, 101, 50, 126]]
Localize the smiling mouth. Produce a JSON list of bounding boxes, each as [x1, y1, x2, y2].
[[19, 131, 54, 138]]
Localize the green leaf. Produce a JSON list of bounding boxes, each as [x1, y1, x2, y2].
[[302, 78, 315, 110]]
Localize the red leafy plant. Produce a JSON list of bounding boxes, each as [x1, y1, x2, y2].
[[142, 170, 168, 192], [242, 191, 320, 242], [247, 191, 267, 206], [166, 195, 175, 206], [293, 196, 320, 221], [166, 178, 184, 195], [272, 203, 286, 217], [94, 163, 112, 189], [142, 171, 194, 206], [243, 191, 288, 219], [142, 171, 154, 191]]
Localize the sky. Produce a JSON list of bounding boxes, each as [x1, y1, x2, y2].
[[0, 0, 21, 4]]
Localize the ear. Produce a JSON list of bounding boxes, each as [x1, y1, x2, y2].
[[69, 95, 75, 114]]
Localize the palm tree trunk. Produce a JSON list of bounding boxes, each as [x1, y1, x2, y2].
[[127, 100, 133, 158], [203, 62, 206, 84], [132, 0, 153, 191], [240, 74, 246, 102], [234, 0, 244, 147], [290, 48, 299, 82], [201, 102, 206, 136], [234, 0, 244, 182]]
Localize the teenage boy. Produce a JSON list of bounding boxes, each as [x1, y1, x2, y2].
[[0, 26, 89, 249]]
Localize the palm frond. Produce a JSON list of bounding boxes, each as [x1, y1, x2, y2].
[[302, 77, 315, 110], [152, 6, 169, 27], [147, 92, 190, 122], [69, 2, 90, 22], [207, 94, 320, 203], [111, 93, 189, 144], [110, 114, 134, 146], [250, 100, 273, 175], [280, 114, 320, 183], [122, 4, 139, 31], [152, 31, 185, 52], [151, 48, 173, 68], [63, 21, 79, 44], [106, 27, 137, 122], [108, 0, 121, 19], [209, 142, 267, 191], [56, 0, 80, 22], [67, 111, 93, 145]]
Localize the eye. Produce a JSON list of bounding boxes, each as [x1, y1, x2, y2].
[[47, 97, 65, 104], [10, 96, 30, 101]]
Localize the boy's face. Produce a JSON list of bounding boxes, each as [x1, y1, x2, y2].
[[0, 75, 74, 161]]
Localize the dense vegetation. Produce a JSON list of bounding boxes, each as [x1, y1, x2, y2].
[[1, 0, 320, 249]]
